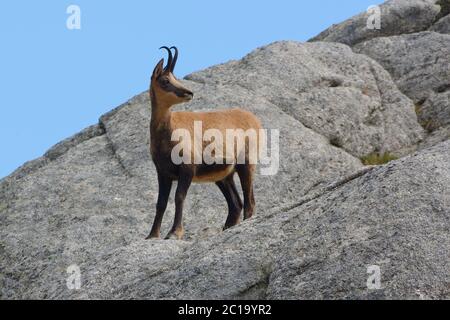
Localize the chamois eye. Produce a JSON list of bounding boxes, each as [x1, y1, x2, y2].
[[161, 78, 170, 86]]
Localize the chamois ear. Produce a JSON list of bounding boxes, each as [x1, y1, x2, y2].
[[152, 59, 164, 79]]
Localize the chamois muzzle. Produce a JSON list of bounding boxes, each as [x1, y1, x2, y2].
[[179, 89, 193, 101]]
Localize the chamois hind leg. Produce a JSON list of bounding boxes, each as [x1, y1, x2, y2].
[[236, 164, 256, 220], [146, 173, 172, 239], [228, 174, 243, 211], [216, 174, 243, 230], [165, 168, 193, 240]]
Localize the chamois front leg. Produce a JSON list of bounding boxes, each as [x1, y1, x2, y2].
[[146, 173, 173, 239], [165, 167, 193, 240]]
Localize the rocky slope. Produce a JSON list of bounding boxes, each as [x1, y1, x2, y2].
[[1, 0, 449, 299], [311, 0, 450, 146]]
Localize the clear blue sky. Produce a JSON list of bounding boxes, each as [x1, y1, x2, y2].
[[0, 0, 383, 178]]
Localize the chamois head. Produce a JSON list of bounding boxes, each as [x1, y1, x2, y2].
[[151, 46, 193, 107]]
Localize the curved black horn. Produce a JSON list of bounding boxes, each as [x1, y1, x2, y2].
[[169, 46, 178, 73], [159, 46, 173, 71]]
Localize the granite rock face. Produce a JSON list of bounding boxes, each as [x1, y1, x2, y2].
[[310, 0, 450, 145], [1, 1, 449, 300], [80, 141, 450, 300], [186, 41, 424, 157], [430, 13, 450, 33], [354, 32, 450, 133], [310, 0, 448, 46]]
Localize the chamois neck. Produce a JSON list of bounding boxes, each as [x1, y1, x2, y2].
[[150, 87, 172, 130]]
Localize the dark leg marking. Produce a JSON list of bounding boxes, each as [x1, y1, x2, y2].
[[216, 174, 243, 230], [146, 174, 172, 239], [236, 164, 256, 220], [166, 167, 193, 240]]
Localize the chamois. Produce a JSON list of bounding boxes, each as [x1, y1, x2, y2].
[[146, 46, 263, 240]]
